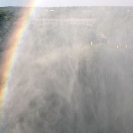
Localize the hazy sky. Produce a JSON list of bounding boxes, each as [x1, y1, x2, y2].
[[0, 0, 133, 7]]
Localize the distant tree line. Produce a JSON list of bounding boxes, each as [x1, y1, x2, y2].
[[0, 6, 133, 51], [0, 9, 15, 51]]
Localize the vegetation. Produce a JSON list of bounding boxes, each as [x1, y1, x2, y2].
[[1, 6, 133, 50], [0, 9, 15, 51]]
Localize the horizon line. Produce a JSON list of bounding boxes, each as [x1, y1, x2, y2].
[[0, 6, 133, 8]]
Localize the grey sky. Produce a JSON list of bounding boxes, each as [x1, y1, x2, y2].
[[0, 0, 133, 7]]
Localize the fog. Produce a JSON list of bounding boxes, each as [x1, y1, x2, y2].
[[1, 7, 133, 133]]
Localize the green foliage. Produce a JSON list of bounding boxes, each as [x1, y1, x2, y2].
[[0, 9, 15, 51]]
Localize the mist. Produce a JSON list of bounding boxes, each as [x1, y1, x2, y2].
[[1, 7, 133, 133]]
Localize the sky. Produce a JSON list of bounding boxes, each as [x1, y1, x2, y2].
[[0, 0, 133, 7]]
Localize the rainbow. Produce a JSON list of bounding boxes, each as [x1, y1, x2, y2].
[[0, 0, 39, 125]]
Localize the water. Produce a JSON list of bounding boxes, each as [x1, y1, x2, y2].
[[2, 18, 133, 133]]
